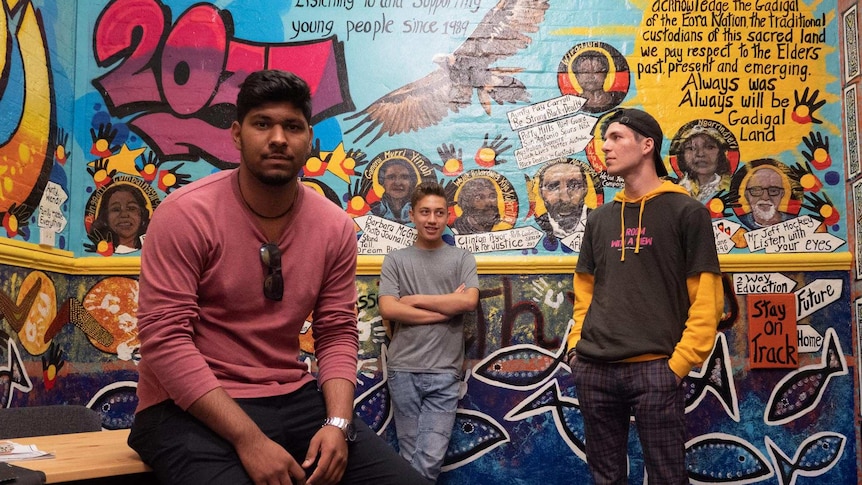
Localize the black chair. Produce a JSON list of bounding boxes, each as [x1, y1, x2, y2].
[[0, 405, 102, 439]]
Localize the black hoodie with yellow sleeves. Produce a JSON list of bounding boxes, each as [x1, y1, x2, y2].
[[566, 180, 724, 378]]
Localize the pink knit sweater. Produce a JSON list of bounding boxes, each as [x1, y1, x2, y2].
[[135, 170, 359, 412]]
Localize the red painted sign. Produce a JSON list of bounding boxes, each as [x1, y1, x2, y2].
[[748, 293, 798, 369]]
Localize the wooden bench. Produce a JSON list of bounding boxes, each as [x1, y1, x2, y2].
[[6, 429, 152, 483]]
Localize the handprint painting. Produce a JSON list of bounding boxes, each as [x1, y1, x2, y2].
[[84, 177, 161, 255]]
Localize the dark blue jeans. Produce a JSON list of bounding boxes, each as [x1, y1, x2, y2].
[[128, 382, 431, 485]]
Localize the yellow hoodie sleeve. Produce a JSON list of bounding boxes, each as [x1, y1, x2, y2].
[[566, 272, 595, 353], [668, 272, 724, 378]]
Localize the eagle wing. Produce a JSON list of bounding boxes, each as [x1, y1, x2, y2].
[[344, 68, 454, 145], [345, 0, 549, 145], [452, 0, 549, 67]]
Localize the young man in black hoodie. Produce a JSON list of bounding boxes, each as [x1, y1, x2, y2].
[[566, 108, 723, 484]]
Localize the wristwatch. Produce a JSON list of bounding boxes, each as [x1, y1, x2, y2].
[[323, 416, 357, 442]]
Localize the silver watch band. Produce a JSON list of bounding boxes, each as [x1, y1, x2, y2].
[[322, 416, 355, 441], [322, 416, 350, 432]]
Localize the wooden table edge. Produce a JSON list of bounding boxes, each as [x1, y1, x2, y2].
[[5, 429, 151, 483]]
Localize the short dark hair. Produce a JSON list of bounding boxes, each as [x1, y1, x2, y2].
[[410, 181, 446, 208], [600, 108, 667, 177], [236, 70, 312, 123]]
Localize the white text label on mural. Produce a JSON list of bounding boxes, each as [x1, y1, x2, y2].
[[744, 215, 845, 253], [733, 272, 797, 294], [355, 215, 417, 255], [795, 278, 842, 320]]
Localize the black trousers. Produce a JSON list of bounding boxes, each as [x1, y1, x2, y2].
[[128, 382, 430, 485]]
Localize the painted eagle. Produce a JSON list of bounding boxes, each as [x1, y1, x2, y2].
[[344, 0, 550, 145]]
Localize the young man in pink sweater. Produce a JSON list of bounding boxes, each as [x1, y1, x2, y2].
[[129, 69, 428, 485]]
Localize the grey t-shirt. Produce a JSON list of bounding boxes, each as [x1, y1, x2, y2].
[[379, 244, 479, 375]]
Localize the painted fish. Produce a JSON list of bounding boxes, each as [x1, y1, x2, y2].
[[442, 409, 509, 471], [86, 381, 138, 430], [684, 332, 739, 421], [765, 433, 846, 485], [471, 343, 567, 390], [765, 327, 847, 425], [504, 379, 586, 460], [686, 433, 773, 484], [0, 335, 33, 408]]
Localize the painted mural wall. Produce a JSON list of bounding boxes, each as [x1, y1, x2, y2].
[[0, 0, 848, 257], [0, 0, 859, 483], [0, 268, 855, 483]]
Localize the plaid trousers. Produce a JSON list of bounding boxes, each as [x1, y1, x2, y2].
[[572, 358, 687, 485]]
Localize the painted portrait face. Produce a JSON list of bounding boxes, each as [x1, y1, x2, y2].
[[106, 189, 143, 247], [682, 133, 722, 179], [540, 163, 586, 233], [381, 162, 416, 201], [459, 178, 500, 230], [745, 167, 785, 225], [573, 55, 608, 93]]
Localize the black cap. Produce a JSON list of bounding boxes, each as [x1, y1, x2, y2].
[[600, 109, 667, 177]]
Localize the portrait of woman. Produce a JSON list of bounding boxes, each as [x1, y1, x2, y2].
[[371, 158, 419, 225], [670, 123, 738, 204], [362, 148, 436, 226], [90, 183, 151, 254]]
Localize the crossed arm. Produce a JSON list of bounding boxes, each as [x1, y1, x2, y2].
[[379, 284, 479, 325]]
